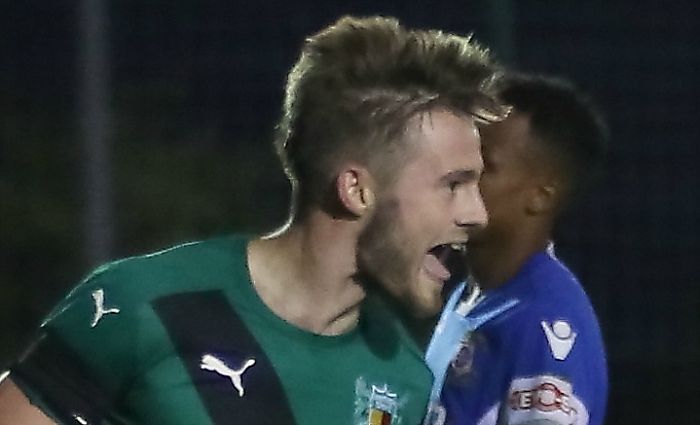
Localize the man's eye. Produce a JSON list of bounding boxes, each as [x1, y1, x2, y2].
[[449, 181, 460, 191]]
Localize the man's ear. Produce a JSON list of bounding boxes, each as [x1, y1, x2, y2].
[[337, 166, 376, 217], [526, 182, 559, 215]]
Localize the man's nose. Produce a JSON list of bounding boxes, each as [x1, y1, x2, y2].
[[455, 186, 488, 229]]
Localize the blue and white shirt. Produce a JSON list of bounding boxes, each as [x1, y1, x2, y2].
[[442, 247, 608, 425]]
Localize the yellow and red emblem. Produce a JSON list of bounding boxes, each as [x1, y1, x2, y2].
[[368, 407, 392, 425], [367, 384, 397, 425]]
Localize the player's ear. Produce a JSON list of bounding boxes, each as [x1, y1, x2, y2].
[[526, 182, 559, 215], [336, 166, 375, 217]]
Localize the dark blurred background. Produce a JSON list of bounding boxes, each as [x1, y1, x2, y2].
[[1, 1, 698, 424]]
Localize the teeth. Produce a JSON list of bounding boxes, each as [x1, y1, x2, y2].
[[450, 243, 466, 252]]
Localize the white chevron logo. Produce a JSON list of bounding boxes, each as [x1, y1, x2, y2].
[[200, 354, 256, 397], [541, 320, 576, 361]]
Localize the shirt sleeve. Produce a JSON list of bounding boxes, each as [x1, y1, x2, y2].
[[10, 264, 139, 425], [500, 311, 603, 425]]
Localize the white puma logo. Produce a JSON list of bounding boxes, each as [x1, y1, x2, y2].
[[200, 354, 256, 397], [541, 320, 577, 360], [91, 289, 121, 327]]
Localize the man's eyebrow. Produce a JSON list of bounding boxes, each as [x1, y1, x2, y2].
[[439, 169, 481, 183]]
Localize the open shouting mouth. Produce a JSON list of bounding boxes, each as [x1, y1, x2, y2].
[[423, 243, 468, 284]]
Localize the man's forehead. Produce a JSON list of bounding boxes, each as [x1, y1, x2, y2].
[[405, 111, 483, 172], [413, 108, 478, 132]]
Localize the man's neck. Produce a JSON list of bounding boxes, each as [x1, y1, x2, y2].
[[247, 216, 366, 336], [469, 230, 551, 290]]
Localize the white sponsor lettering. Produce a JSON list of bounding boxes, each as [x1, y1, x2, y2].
[[506, 375, 589, 425]]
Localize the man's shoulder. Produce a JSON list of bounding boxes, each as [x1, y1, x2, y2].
[[516, 251, 595, 318], [100, 234, 244, 274], [492, 250, 604, 357], [489, 253, 607, 425], [94, 235, 246, 290], [45, 235, 250, 326]]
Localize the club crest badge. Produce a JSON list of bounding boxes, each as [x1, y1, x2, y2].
[[450, 334, 476, 377], [354, 377, 405, 425], [368, 384, 398, 425]]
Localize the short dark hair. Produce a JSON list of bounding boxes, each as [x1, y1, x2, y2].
[[498, 73, 609, 207], [275, 16, 508, 219]]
